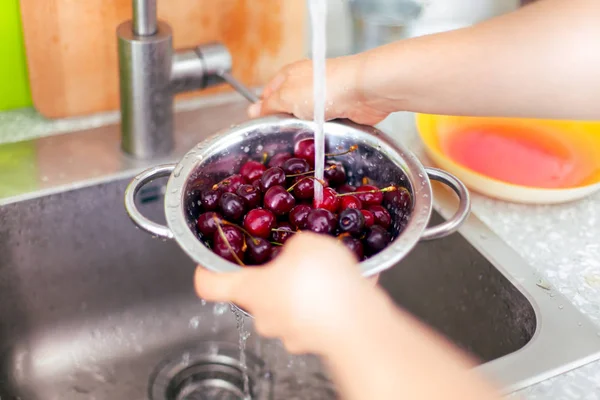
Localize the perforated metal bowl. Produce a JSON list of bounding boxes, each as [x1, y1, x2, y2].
[[124, 114, 471, 279]]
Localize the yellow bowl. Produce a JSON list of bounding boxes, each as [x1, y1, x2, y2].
[[415, 114, 600, 204]]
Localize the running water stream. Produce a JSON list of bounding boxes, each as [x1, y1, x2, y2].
[[308, 0, 327, 204]]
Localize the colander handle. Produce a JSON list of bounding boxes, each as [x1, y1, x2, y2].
[[124, 164, 176, 240], [420, 168, 471, 241]]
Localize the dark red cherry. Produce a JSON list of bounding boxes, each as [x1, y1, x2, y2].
[[282, 157, 310, 175], [294, 138, 315, 166], [260, 167, 286, 191], [338, 184, 357, 194], [289, 204, 312, 229], [219, 192, 246, 221], [339, 235, 364, 261], [215, 174, 246, 193], [340, 195, 362, 210], [243, 208, 276, 239], [236, 184, 261, 209], [252, 179, 263, 192], [338, 208, 365, 236], [313, 187, 340, 213], [356, 185, 384, 206], [240, 161, 266, 183], [264, 186, 296, 216], [292, 177, 315, 200], [269, 246, 283, 261], [368, 205, 392, 229], [384, 188, 411, 214], [200, 188, 222, 211], [246, 238, 272, 265], [271, 222, 295, 244], [361, 209, 375, 228], [324, 161, 346, 186], [197, 212, 222, 237], [268, 153, 293, 168], [364, 225, 391, 255], [213, 225, 244, 263], [306, 208, 337, 235]]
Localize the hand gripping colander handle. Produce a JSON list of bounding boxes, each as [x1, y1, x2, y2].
[[124, 164, 176, 240], [420, 167, 471, 241]]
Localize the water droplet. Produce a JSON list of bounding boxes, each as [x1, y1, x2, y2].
[[173, 164, 184, 178], [558, 305, 564, 310]]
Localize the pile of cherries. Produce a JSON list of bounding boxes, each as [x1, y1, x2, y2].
[[190, 137, 411, 266]]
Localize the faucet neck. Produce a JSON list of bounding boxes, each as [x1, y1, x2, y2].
[[133, 0, 157, 36]]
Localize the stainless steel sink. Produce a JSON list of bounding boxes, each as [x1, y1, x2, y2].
[[1, 97, 599, 399]]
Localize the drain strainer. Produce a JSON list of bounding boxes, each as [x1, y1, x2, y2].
[[149, 342, 270, 400]]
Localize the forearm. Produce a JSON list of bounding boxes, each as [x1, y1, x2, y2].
[[356, 0, 600, 120], [320, 288, 502, 400]]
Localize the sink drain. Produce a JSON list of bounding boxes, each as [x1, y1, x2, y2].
[[149, 342, 270, 400]]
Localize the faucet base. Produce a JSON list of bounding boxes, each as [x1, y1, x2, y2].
[[118, 21, 174, 159]]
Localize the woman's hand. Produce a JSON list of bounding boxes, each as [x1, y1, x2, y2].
[[247, 56, 391, 126], [194, 232, 378, 355]]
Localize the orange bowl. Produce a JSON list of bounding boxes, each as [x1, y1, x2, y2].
[[415, 114, 600, 204]]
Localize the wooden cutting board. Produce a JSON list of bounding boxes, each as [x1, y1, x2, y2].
[[19, 0, 306, 119]]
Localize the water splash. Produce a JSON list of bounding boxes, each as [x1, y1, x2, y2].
[[231, 304, 252, 399]]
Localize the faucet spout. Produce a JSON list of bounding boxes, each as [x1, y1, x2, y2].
[[117, 1, 232, 159]]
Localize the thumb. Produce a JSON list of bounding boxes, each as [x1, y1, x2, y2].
[[194, 266, 249, 304]]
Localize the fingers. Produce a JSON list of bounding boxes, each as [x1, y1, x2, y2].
[[194, 267, 249, 304]]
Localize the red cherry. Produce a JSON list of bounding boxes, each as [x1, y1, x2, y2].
[[340, 195, 362, 211], [289, 204, 312, 229], [294, 138, 315, 166], [243, 208, 276, 239], [292, 176, 315, 200], [213, 225, 244, 263], [268, 153, 293, 168], [368, 205, 392, 229], [240, 161, 266, 183], [197, 212, 221, 237], [360, 209, 375, 228], [246, 238, 272, 265], [214, 174, 246, 193], [281, 157, 310, 175], [339, 235, 364, 261], [271, 222, 295, 244], [306, 208, 337, 235], [338, 184, 356, 194], [269, 246, 283, 261], [313, 187, 340, 213], [260, 167, 286, 191], [264, 186, 296, 216], [355, 185, 384, 206], [236, 184, 262, 209]]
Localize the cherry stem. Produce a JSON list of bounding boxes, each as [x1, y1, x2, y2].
[[286, 164, 337, 178], [270, 241, 284, 246], [262, 152, 268, 164], [362, 177, 370, 185], [286, 176, 327, 192], [213, 216, 246, 266], [221, 220, 261, 245], [326, 144, 358, 157], [271, 228, 298, 234], [212, 178, 231, 191], [336, 185, 399, 197]]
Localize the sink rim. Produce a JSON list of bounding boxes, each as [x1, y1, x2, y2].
[[1, 99, 599, 395]]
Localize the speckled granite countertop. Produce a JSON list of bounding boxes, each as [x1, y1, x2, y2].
[[1, 106, 599, 399]]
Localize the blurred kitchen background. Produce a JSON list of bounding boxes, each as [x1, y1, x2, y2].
[[0, 0, 529, 139]]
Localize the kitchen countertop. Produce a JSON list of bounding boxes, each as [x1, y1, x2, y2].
[[1, 106, 599, 399]]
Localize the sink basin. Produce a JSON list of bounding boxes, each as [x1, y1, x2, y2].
[[1, 97, 599, 399]]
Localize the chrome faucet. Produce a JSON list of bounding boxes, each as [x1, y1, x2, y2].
[[116, 0, 234, 159]]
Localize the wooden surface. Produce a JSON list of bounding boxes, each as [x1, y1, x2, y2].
[[20, 0, 306, 119]]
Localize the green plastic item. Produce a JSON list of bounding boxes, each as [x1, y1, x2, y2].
[[0, 0, 32, 110]]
